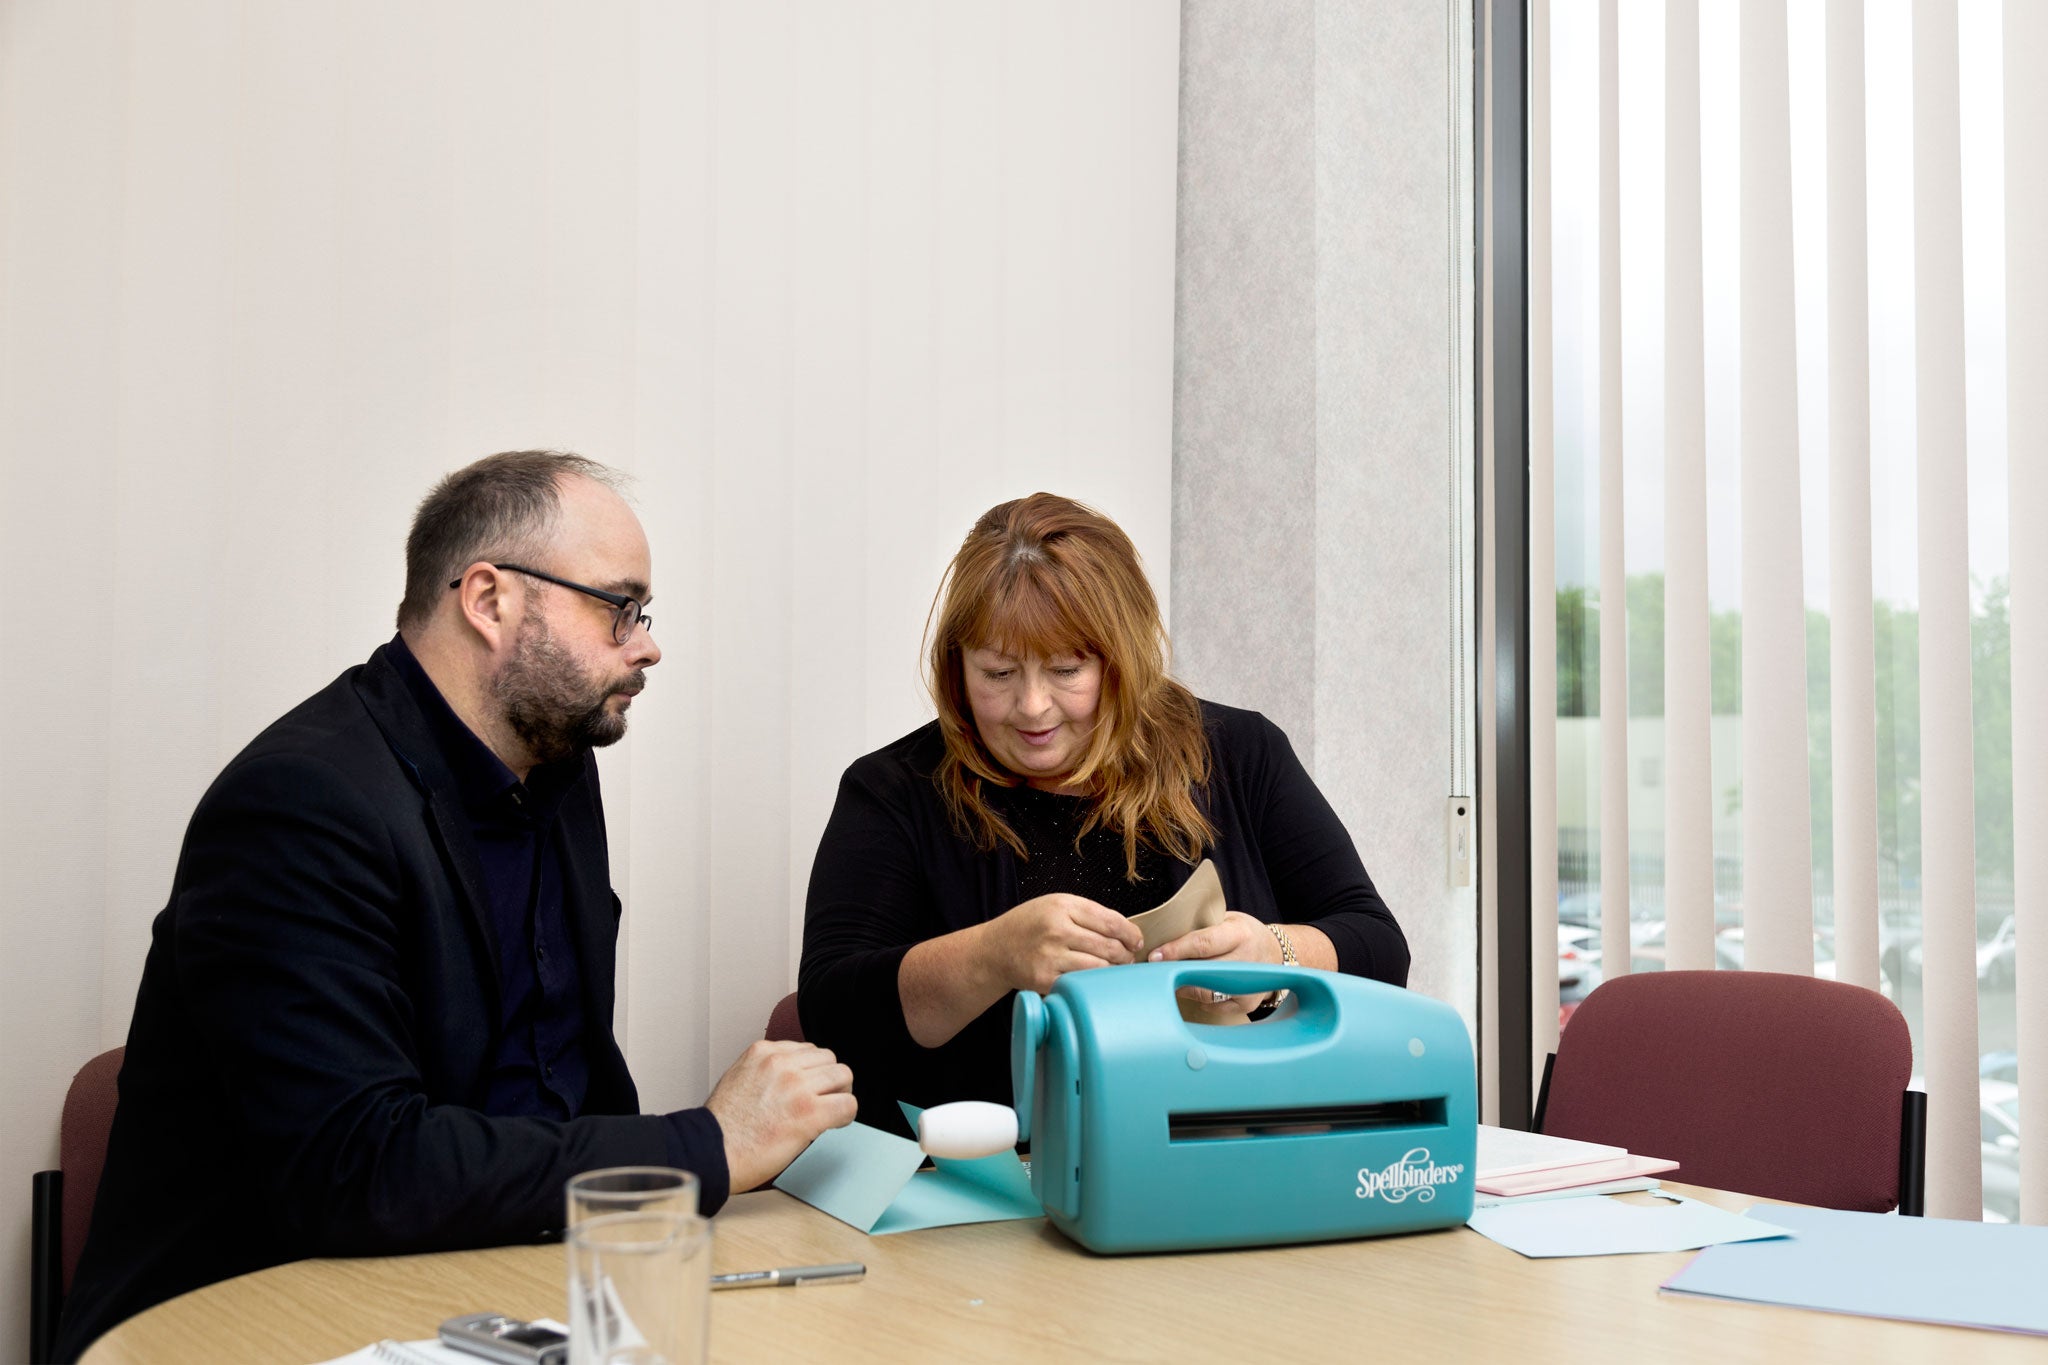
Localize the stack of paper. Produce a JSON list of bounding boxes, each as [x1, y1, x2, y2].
[[1475, 1125, 1678, 1198]]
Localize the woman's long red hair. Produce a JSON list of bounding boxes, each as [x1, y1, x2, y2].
[[926, 493, 1214, 879]]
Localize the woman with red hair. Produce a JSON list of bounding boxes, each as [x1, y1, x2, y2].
[[798, 493, 1408, 1132]]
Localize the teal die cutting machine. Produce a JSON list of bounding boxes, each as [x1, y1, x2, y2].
[[1003, 960, 1476, 1253]]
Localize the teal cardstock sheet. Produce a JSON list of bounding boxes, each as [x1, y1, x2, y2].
[[773, 1102, 1041, 1235]]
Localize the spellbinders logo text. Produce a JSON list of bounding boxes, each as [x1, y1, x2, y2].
[[1354, 1148, 1466, 1203]]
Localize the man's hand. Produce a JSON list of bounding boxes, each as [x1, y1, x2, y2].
[[705, 1040, 858, 1193], [980, 893, 1145, 995]]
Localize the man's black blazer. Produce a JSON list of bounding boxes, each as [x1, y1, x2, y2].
[[54, 643, 721, 1362]]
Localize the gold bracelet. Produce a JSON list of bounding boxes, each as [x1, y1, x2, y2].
[[1262, 923, 1297, 1012]]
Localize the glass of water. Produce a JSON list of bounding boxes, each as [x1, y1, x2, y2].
[[566, 1211, 711, 1365]]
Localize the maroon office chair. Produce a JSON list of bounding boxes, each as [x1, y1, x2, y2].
[[766, 991, 805, 1043], [1533, 971, 1925, 1215], [31, 1046, 125, 1363]]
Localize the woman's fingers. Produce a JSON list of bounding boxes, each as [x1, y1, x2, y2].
[[1062, 897, 1144, 957], [1149, 913, 1274, 963], [1069, 928, 1137, 965], [1150, 923, 1229, 961]]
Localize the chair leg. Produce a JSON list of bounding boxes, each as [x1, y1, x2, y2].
[[1897, 1090, 1927, 1218], [31, 1169, 63, 1363]]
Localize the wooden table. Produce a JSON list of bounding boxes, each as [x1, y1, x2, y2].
[[80, 1184, 2031, 1364]]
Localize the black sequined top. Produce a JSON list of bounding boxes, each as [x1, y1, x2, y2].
[[1000, 783, 1179, 915]]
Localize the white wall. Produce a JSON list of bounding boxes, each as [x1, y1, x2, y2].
[[0, 1, 1180, 1352]]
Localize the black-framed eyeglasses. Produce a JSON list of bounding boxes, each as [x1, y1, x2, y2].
[[448, 563, 653, 645]]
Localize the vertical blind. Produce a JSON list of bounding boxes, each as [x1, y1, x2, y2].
[[2005, 0, 2047, 1226], [1529, 0, 2042, 1223]]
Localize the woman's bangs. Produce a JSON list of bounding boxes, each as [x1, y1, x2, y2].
[[968, 568, 1091, 662]]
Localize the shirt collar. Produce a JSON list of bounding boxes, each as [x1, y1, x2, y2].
[[386, 633, 581, 820]]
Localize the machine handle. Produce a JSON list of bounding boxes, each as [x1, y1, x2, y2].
[[1168, 960, 1335, 1011]]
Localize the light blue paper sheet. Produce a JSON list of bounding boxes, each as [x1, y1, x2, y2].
[[1663, 1204, 2048, 1335], [772, 1102, 1041, 1235], [1466, 1192, 1791, 1258]]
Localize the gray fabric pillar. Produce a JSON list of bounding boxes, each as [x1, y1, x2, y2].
[[1174, 0, 1478, 1027]]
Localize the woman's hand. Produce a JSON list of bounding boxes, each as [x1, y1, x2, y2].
[[981, 893, 1145, 996], [1148, 910, 1282, 967], [1152, 911, 1282, 1020]]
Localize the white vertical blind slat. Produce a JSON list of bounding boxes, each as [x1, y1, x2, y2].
[[1911, 0, 1982, 1223], [2008, 0, 2048, 1229], [1825, 0, 1879, 994], [1597, 0, 1631, 981], [1662, 0, 1714, 975], [1737, 0, 1816, 977], [1531, 0, 1560, 1078]]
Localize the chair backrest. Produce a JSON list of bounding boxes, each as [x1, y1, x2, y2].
[[765, 992, 805, 1043], [1540, 971, 1911, 1212], [60, 1046, 125, 1293]]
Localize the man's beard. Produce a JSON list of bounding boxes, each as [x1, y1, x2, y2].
[[493, 613, 643, 766]]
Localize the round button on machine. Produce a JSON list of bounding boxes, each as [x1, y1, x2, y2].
[[1186, 1046, 1208, 1071]]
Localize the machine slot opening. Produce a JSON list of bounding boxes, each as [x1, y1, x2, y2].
[[1167, 1098, 1446, 1141]]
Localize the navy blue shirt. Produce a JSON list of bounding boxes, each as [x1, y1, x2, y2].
[[388, 635, 592, 1119]]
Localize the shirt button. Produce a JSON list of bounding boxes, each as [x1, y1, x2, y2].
[[536, 946, 546, 961], [545, 1065, 555, 1078]]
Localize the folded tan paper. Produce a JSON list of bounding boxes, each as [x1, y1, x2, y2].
[[1126, 858, 1226, 954], [1123, 860, 1251, 1026]]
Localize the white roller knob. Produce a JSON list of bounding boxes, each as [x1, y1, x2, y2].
[[917, 1101, 1019, 1160]]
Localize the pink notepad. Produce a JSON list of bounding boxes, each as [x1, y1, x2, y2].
[[1476, 1153, 1680, 1198]]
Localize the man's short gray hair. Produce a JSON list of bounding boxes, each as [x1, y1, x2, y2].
[[396, 450, 626, 631]]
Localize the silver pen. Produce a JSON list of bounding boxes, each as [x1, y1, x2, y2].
[[710, 1262, 866, 1290]]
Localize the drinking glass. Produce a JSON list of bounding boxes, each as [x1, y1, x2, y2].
[[565, 1167, 699, 1231], [566, 1211, 711, 1365]]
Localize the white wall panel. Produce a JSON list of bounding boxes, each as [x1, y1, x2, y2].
[[0, 4, 1181, 1352]]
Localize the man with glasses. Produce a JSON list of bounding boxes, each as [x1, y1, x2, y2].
[[55, 451, 857, 1362]]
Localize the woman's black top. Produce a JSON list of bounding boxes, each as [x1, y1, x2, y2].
[[1004, 784, 1176, 911], [797, 700, 1410, 1134]]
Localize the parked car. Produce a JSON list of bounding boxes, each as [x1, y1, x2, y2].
[[1875, 917, 2015, 994], [1713, 926, 1838, 980], [1557, 926, 1602, 1027], [1621, 922, 1835, 978], [1978, 915, 2016, 988], [1554, 890, 1670, 930], [1558, 925, 1599, 996]]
